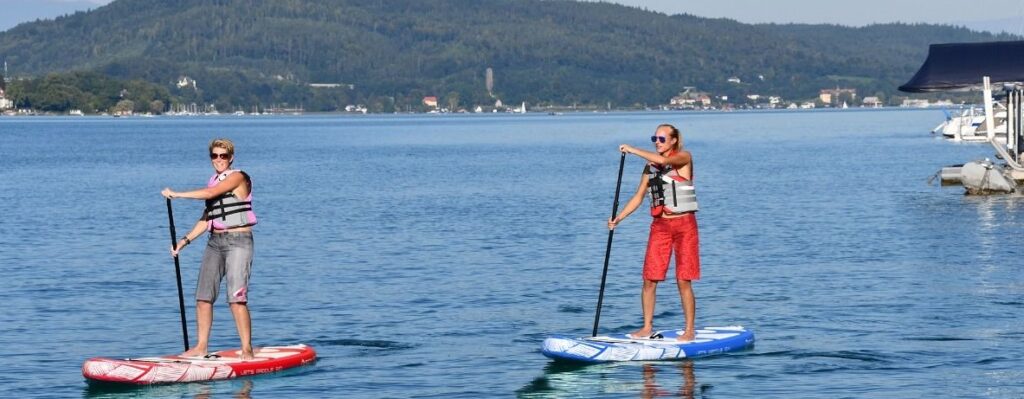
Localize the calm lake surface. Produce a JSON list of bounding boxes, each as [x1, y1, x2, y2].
[[0, 110, 1021, 398]]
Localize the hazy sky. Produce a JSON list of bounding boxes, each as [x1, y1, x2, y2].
[[604, 0, 1024, 27], [2, 0, 1023, 32]]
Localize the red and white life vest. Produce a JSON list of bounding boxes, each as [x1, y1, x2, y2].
[[647, 161, 698, 217]]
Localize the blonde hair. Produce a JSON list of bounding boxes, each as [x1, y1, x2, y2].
[[209, 138, 235, 156], [657, 124, 682, 151]]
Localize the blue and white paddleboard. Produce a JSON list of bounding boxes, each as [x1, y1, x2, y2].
[[542, 326, 754, 363]]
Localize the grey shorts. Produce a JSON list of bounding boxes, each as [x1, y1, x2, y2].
[[196, 232, 253, 304]]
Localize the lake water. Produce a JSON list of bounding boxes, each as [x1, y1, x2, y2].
[[0, 110, 1021, 398]]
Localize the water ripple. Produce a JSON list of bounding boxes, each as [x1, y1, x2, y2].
[[3, 112, 1022, 398]]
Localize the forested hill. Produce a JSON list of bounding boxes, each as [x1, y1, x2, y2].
[[0, 0, 1013, 111]]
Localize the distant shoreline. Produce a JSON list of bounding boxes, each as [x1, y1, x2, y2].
[[0, 106, 951, 119]]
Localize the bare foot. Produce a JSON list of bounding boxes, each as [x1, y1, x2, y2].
[[181, 346, 208, 358], [628, 328, 654, 339], [677, 331, 696, 342], [239, 348, 255, 360]]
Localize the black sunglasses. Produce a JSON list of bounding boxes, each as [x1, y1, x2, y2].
[[209, 152, 231, 160], [650, 136, 667, 143]]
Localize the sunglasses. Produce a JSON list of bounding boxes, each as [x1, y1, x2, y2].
[[650, 136, 668, 143], [209, 152, 232, 160]]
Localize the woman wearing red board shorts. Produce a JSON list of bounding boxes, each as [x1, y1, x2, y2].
[[608, 124, 700, 342]]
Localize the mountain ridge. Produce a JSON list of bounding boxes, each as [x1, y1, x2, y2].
[[0, 0, 1013, 111]]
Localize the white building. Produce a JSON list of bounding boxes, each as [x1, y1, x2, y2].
[[176, 76, 197, 90], [669, 87, 713, 108], [901, 99, 930, 108], [0, 88, 12, 110], [862, 96, 883, 108], [344, 104, 367, 114]]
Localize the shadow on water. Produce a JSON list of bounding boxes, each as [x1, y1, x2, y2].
[[557, 305, 586, 313], [309, 337, 416, 350], [903, 336, 974, 342], [84, 379, 253, 399], [308, 337, 417, 359], [517, 360, 711, 398]]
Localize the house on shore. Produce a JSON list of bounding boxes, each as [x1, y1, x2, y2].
[[423, 96, 438, 109], [669, 87, 712, 109], [862, 96, 883, 108], [819, 87, 857, 106], [0, 88, 12, 110]]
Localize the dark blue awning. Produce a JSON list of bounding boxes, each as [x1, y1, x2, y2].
[[899, 41, 1024, 93]]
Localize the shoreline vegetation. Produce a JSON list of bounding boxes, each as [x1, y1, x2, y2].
[[0, 104, 960, 118], [0, 71, 978, 117]]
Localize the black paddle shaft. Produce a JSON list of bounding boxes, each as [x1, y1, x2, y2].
[[592, 152, 627, 337], [166, 198, 191, 351]]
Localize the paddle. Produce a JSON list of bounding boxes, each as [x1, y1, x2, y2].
[[165, 198, 191, 351], [592, 152, 627, 337]]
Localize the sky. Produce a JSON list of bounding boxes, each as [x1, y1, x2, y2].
[[0, 0, 107, 31], [1, 0, 1023, 33], [605, 0, 1024, 28]]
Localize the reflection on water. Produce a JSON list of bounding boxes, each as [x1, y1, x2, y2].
[[83, 378, 253, 399], [962, 194, 1024, 267], [519, 361, 707, 398], [516, 361, 593, 397], [196, 379, 252, 399], [642, 362, 701, 399]]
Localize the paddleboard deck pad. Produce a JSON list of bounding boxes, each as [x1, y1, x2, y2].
[[82, 344, 316, 384], [542, 326, 753, 363]]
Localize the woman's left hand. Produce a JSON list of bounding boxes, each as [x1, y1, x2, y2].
[[619, 144, 634, 154], [161, 188, 175, 199], [171, 242, 183, 257]]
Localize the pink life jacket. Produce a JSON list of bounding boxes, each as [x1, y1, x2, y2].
[[205, 170, 257, 231]]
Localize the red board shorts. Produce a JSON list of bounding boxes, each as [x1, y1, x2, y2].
[[643, 213, 700, 281]]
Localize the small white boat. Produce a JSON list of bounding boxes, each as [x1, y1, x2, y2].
[[933, 106, 1006, 142]]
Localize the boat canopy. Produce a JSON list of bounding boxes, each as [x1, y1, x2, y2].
[[899, 41, 1024, 93]]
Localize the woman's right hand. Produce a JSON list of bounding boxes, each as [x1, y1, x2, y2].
[[608, 217, 620, 230], [619, 144, 635, 154]]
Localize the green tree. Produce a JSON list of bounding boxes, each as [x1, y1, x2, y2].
[[837, 91, 856, 106], [446, 91, 460, 111], [112, 99, 135, 115], [149, 99, 165, 114]]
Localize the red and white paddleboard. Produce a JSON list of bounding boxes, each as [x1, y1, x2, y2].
[[82, 344, 316, 385]]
